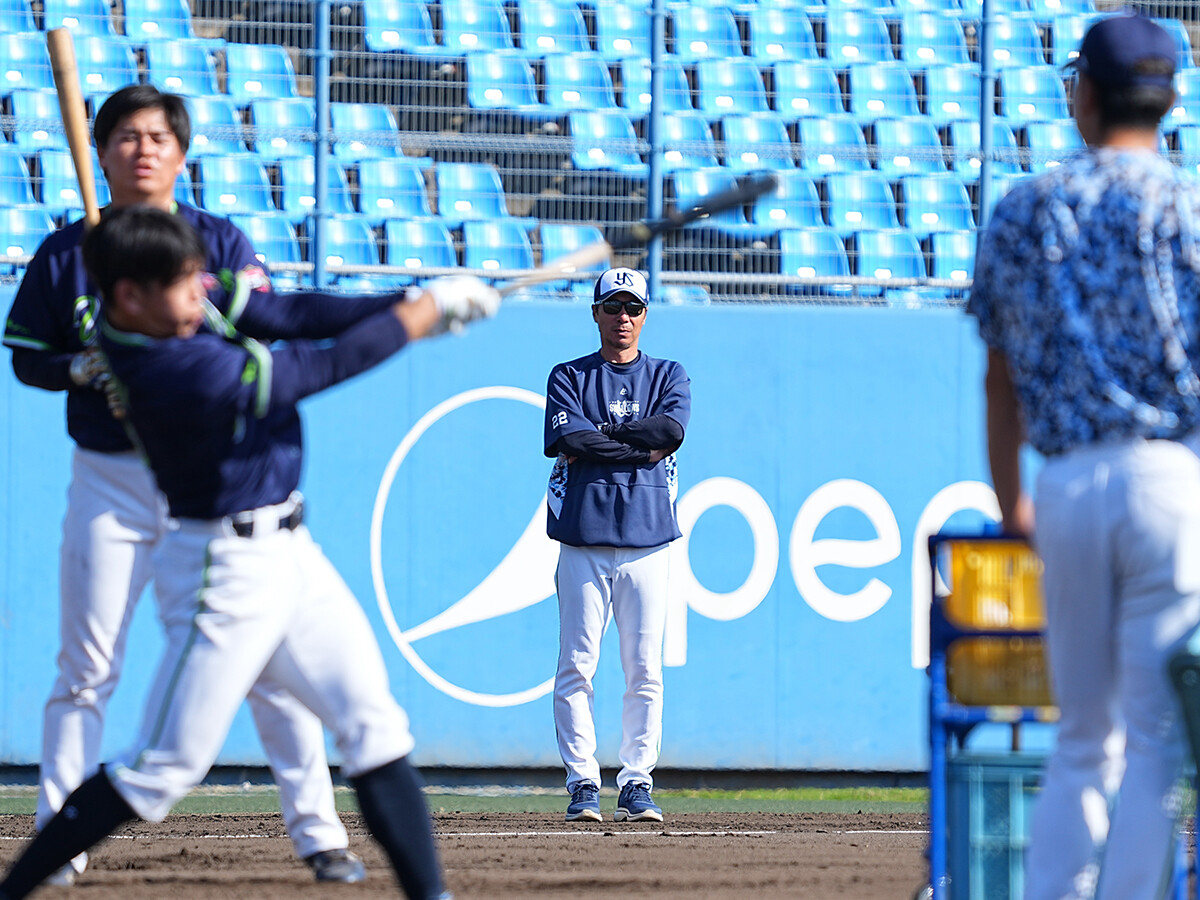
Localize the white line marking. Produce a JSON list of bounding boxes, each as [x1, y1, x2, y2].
[[443, 830, 778, 837]]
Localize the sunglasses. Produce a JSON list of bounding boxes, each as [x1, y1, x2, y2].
[[596, 299, 646, 316]]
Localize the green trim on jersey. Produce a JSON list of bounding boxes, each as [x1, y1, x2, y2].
[[99, 318, 154, 347]]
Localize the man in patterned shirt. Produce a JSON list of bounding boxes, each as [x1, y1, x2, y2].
[[969, 14, 1200, 900]]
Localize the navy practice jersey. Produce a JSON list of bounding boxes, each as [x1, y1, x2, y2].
[[544, 351, 690, 548]]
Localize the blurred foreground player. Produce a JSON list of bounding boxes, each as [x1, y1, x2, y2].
[[0, 205, 500, 900], [969, 14, 1200, 900]]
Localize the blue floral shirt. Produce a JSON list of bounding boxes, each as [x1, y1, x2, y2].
[[968, 148, 1200, 456]]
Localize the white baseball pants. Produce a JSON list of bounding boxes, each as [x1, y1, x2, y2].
[[110, 515, 415, 822], [554, 543, 670, 792], [1024, 437, 1200, 900], [45, 449, 349, 858]]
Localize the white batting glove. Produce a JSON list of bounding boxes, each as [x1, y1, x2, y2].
[[423, 275, 501, 335], [69, 347, 112, 390]]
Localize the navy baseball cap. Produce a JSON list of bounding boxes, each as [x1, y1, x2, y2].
[[593, 267, 649, 305], [1072, 13, 1176, 90]]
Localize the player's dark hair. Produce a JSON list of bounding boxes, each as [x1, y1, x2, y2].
[[82, 205, 206, 304], [93, 84, 191, 153], [1087, 66, 1176, 131]]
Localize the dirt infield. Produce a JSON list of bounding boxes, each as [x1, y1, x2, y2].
[[0, 811, 930, 899]]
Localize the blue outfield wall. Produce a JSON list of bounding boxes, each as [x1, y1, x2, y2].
[[0, 301, 1002, 773]]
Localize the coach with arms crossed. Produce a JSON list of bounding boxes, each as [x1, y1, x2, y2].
[[544, 268, 690, 824], [970, 14, 1200, 900]]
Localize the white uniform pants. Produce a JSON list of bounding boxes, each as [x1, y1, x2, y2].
[[554, 543, 669, 792], [110, 515, 414, 822], [1024, 437, 1200, 900], [46, 449, 349, 858]]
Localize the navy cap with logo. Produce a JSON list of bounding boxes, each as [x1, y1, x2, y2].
[[1072, 12, 1176, 90], [593, 267, 649, 305]]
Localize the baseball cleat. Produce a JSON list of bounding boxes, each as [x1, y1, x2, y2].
[[614, 783, 662, 822], [305, 848, 367, 883], [565, 781, 602, 822]]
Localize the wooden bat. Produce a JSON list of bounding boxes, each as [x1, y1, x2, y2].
[[499, 172, 780, 297], [47, 27, 101, 228]]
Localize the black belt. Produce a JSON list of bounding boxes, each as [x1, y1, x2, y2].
[[230, 499, 304, 538]]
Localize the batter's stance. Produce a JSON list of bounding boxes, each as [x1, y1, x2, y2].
[[1, 85, 369, 883], [970, 15, 1200, 900], [0, 205, 499, 900], [544, 268, 690, 823]]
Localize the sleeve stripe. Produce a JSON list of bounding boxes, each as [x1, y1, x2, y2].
[[2, 336, 53, 351], [225, 271, 252, 325], [243, 339, 272, 418]]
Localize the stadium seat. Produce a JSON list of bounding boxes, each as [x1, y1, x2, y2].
[[517, 0, 592, 57], [0, 0, 37, 34], [923, 64, 982, 125], [1168, 68, 1200, 127], [899, 11, 970, 70], [853, 229, 926, 299], [998, 65, 1070, 122], [539, 221, 606, 293], [441, 0, 516, 53], [749, 169, 824, 230], [195, 153, 278, 216], [462, 218, 535, 273], [35, 148, 112, 218], [464, 50, 556, 119], [721, 114, 795, 171], [897, 173, 974, 237], [145, 39, 222, 96], [696, 58, 772, 119], [174, 170, 196, 206], [1023, 119, 1084, 172], [958, 0, 1035, 19], [358, 157, 434, 221], [824, 7, 895, 65], [945, 118, 1023, 179], [660, 112, 721, 171], [671, 5, 743, 60], [185, 95, 246, 156], [846, 61, 921, 123], [1027, 0, 1094, 22], [8, 90, 70, 152], [72, 36, 139, 102], [657, 283, 712, 305], [929, 228, 976, 284], [618, 56, 694, 116], [986, 15, 1047, 67], [124, 0, 202, 42], [0, 206, 55, 266], [435, 161, 536, 228], [825, 171, 901, 235], [797, 115, 871, 173], [330, 102, 400, 158], [773, 61, 845, 120], [779, 228, 853, 297], [247, 98, 315, 159], [871, 117, 946, 176], [671, 167, 763, 236], [227, 213, 304, 288], [224, 43, 300, 103], [384, 217, 459, 274], [1157, 17, 1195, 70], [277, 156, 356, 223], [361, 0, 443, 55], [543, 52, 621, 112], [42, 0, 116, 36], [1176, 123, 1200, 174], [0, 146, 37, 208], [316, 215, 384, 274], [596, 0, 652, 60], [568, 109, 648, 177], [1049, 12, 1096, 67], [746, 6, 819, 62]]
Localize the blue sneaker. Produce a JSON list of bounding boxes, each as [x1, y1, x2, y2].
[[614, 782, 662, 822], [565, 781, 602, 821]]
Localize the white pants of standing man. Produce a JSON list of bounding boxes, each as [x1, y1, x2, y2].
[[554, 544, 670, 792], [1024, 437, 1200, 900]]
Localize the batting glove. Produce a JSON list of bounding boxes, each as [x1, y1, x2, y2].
[[422, 275, 501, 335], [68, 347, 112, 391]]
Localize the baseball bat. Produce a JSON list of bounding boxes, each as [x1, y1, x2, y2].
[[47, 27, 101, 229], [498, 172, 780, 296]]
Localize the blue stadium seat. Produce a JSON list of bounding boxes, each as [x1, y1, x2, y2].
[[465, 50, 556, 119], [124, 0, 202, 42], [824, 7, 895, 65], [696, 58, 772, 119], [73, 36, 139, 102], [1157, 17, 1195, 70], [657, 284, 712, 305], [747, 6, 819, 63], [1168, 67, 1200, 127], [361, 0, 443, 55], [871, 117, 946, 176], [721, 114, 795, 171], [463, 218, 535, 274], [539, 222, 606, 294], [518, 0, 592, 57], [224, 43, 300, 103], [358, 157, 433, 221], [945, 118, 1023, 179], [1023, 119, 1084, 172], [568, 109, 648, 177], [929, 229, 976, 284], [661, 112, 721, 170], [35, 148, 112, 218], [543, 52, 621, 111], [957, 0, 1032, 22], [1176, 123, 1200, 174], [442, 0, 516, 53], [671, 5, 743, 60], [853, 229, 926, 299], [596, 0, 652, 60], [923, 64, 982, 125], [618, 56, 694, 116], [227, 213, 304, 288], [1049, 12, 1097, 67], [385, 217, 458, 275], [846, 61, 921, 122], [195, 153, 278, 216], [825, 171, 901, 235], [174, 170, 196, 206], [0, 146, 37, 208], [899, 11, 970, 70], [277, 156, 356, 223], [986, 15, 1047, 67], [185, 95, 246, 156], [897, 173, 974, 237], [797, 115, 871, 173], [0, 0, 37, 34], [435, 161, 536, 229], [773, 61, 845, 120], [671, 167, 761, 237], [1027, 0, 1093, 22], [779, 228, 853, 297], [0, 206, 55, 267], [42, 0, 116, 36], [750, 169, 824, 230], [317, 216, 384, 279], [8, 90, 70, 152], [998, 65, 1070, 122], [247, 98, 315, 159], [145, 39, 221, 97], [331, 102, 400, 158]]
